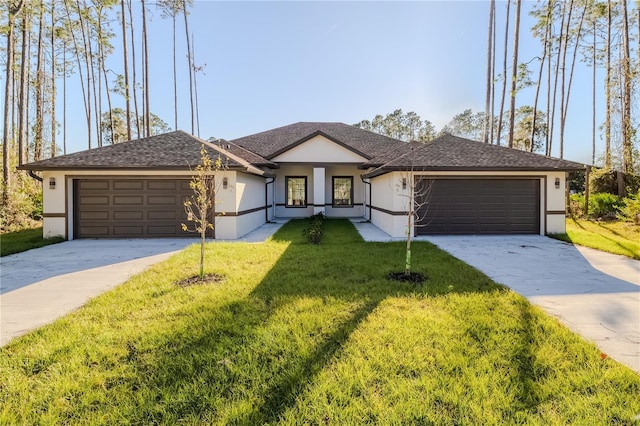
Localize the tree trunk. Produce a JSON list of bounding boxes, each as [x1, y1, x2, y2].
[[121, 0, 132, 141], [141, 0, 151, 137], [2, 0, 25, 204], [620, 0, 633, 175], [17, 8, 29, 165], [604, 0, 612, 168], [63, 0, 90, 149], [192, 35, 201, 137], [507, 0, 521, 149], [51, 0, 57, 157], [530, 4, 550, 153], [560, 2, 586, 160], [557, 0, 574, 159], [548, 0, 566, 157], [173, 14, 178, 130], [496, 0, 511, 146], [591, 20, 596, 165], [127, 0, 141, 138], [183, 1, 195, 135], [483, 0, 495, 144], [34, 0, 45, 161]]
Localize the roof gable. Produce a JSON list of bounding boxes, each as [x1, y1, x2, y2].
[[231, 122, 405, 160], [271, 133, 369, 163], [362, 134, 585, 177]]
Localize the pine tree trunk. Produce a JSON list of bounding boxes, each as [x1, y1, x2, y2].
[[620, 0, 633, 175], [605, 0, 611, 168], [184, 1, 195, 135], [34, 0, 44, 161], [507, 0, 521, 149], [17, 8, 29, 165], [483, 0, 495, 144], [127, 0, 141, 138], [496, 0, 511, 146], [141, 0, 151, 137], [591, 21, 596, 165], [531, 4, 550, 153], [51, 0, 57, 157], [173, 14, 178, 130], [2, 0, 25, 204], [121, 0, 132, 141], [192, 35, 201, 137]]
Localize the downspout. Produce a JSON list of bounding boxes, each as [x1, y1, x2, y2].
[[28, 170, 43, 182], [265, 177, 275, 223], [360, 175, 371, 222]]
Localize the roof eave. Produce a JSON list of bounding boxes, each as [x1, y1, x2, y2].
[[363, 165, 585, 179], [265, 130, 373, 161]]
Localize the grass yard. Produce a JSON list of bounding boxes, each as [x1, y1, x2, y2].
[[550, 218, 640, 260], [0, 227, 65, 257], [1, 219, 639, 424]]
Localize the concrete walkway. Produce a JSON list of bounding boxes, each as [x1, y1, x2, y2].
[[353, 221, 640, 374], [0, 221, 286, 347]]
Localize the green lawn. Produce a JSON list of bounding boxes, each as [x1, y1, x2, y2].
[[0, 227, 65, 257], [1, 219, 639, 424], [550, 218, 640, 260]]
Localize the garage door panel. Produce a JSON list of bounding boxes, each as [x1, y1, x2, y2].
[[114, 196, 143, 205], [114, 226, 143, 236], [416, 178, 539, 235], [114, 211, 143, 220], [113, 180, 143, 190], [148, 195, 177, 205], [79, 180, 109, 190], [75, 178, 198, 238], [148, 180, 178, 190]]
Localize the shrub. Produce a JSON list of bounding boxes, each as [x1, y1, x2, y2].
[[306, 213, 324, 244], [569, 193, 585, 217], [618, 189, 640, 224], [0, 172, 43, 233], [588, 167, 640, 196], [588, 192, 622, 219]]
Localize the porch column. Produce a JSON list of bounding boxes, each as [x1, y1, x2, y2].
[[313, 167, 325, 215]]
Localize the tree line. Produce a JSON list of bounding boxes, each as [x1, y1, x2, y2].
[[482, 0, 639, 175], [1, 0, 200, 208]]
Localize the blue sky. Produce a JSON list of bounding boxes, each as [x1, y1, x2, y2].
[[63, 1, 601, 164]]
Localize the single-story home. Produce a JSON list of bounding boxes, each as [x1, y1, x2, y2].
[[20, 122, 584, 240]]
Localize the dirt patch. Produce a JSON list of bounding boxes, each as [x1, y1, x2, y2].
[[176, 273, 225, 288], [386, 271, 427, 284]]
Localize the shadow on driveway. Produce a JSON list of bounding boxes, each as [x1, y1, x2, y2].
[[421, 235, 640, 374], [0, 239, 197, 295]]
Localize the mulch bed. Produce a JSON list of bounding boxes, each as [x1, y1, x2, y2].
[[386, 271, 427, 284], [175, 273, 225, 287]]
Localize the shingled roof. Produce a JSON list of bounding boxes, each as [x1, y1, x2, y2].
[[19, 131, 277, 175], [362, 133, 585, 178], [230, 122, 405, 160]]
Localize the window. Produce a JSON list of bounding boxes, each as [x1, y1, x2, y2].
[[286, 177, 307, 207], [332, 176, 353, 207]]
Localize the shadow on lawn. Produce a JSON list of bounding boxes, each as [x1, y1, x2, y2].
[[123, 220, 509, 423]]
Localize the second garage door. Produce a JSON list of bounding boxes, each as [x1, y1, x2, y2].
[[415, 178, 540, 235], [74, 178, 205, 238]]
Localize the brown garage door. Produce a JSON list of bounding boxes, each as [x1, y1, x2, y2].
[[415, 178, 540, 235], [74, 178, 200, 238]]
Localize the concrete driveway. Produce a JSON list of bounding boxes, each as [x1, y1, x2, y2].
[[0, 239, 197, 346], [423, 235, 640, 374]]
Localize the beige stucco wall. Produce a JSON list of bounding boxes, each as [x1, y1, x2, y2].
[[271, 135, 367, 163], [41, 169, 269, 240], [368, 170, 569, 238]]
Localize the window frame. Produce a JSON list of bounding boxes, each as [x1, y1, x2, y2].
[[285, 176, 308, 208], [332, 176, 354, 207]]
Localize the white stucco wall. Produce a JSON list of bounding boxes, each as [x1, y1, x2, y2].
[[368, 170, 569, 237], [271, 135, 367, 163]]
